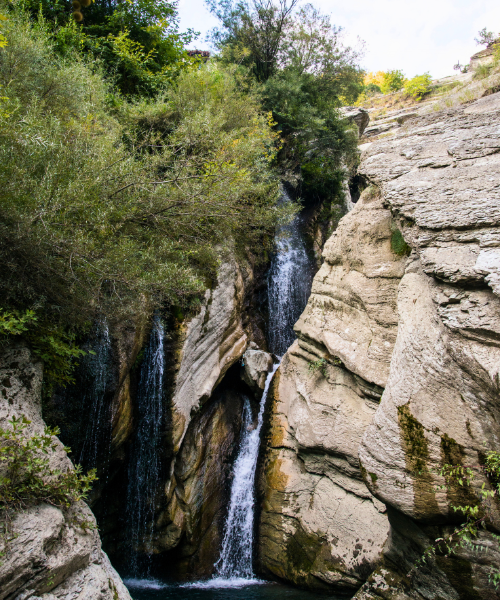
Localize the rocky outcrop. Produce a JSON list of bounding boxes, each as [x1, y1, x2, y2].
[[90, 249, 272, 575], [0, 343, 131, 600], [259, 93, 500, 598], [241, 343, 274, 397], [169, 256, 249, 453], [340, 107, 370, 136], [257, 186, 407, 593], [470, 39, 499, 71], [158, 371, 249, 579], [355, 92, 500, 600]]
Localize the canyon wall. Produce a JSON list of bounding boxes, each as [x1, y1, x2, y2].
[[258, 93, 500, 599]]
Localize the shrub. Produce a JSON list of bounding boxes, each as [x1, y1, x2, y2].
[[0, 415, 97, 516], [365, 83, 382, 96], [404, 73, 432, 99], [380, 69, 406, 94], [473, 63, 493, 80], [0, 310, 87, 392]]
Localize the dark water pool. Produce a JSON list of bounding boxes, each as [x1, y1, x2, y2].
[[124, 577, 347, 600]]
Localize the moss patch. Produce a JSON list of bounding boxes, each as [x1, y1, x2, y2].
[[390, 225, 412, 256], [398, 403, 439, 519], [435, 555, 482, 600]]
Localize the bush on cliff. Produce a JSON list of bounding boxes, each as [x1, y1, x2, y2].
[[0, 9, 289, 336], [404, 73, 432, 99], [0, 415, 97, 546]]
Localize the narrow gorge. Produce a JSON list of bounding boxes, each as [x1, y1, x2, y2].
[[1, 13, 500, 600]]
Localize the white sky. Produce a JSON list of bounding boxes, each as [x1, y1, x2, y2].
[[178, 0, 500, 79]]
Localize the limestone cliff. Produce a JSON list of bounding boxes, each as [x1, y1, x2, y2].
[[257, 186, 403, 593], [258, 93, 500, 599], [0, 343, 131, 600]]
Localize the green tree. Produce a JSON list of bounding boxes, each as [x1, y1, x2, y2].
[[208, 1, 363, 204], [14, 0, 197, 96], [0, 10, 289, 333], [206, 0, 299, 82]]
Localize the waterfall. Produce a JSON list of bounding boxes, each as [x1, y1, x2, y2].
[[192, 190, 313, 587], [267, 189, 314, 356], [202, 365, 279, 585], [78, 318, 112, 471], [125, 315, 165, 575]]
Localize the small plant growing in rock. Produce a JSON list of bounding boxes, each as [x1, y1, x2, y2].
[[390, 224, 411, 256], [0, 416, 97, 527], [308, 357, 328, 376], [308, 356, 340, 377], [410, 450, 500, 589]]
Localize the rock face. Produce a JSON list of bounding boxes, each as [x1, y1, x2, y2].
[[257, 187, 406, 593], [340, 106, 370, 136], [259, 94, 500, 598], [241, 343, 274, 397], [0, 343, 131, 600], [355, 93, 500, 600], [85, 251, 270, 576]]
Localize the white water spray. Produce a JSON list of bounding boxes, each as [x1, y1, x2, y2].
[[267, 190, 314, 356], [196, 364, 279, 587]]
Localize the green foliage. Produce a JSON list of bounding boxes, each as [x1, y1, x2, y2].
[[475, 27, 497, 47], [411, 451, 500, 589], [380, 69, 406, 94], [473, 63, 493, 80], [207, 0, 300, 82], [308, 357, 328, 376], [27, 325, 87, 392], [0, 309, 87, 391], [0, 11, 288, 334], [308, 355, 339, 377], [0, 309, 37, 336], [390, 225, 411, 256], [14, 0, 197, 96], [208, 1, 363, 202], [365, 83, 381, 96], [404, 73, 432, 99], [0, 415, 97, 515]]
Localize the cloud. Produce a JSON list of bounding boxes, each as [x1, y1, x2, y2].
[[178, 0, 500, 77]]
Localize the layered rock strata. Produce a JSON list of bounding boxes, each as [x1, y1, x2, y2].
[[257, 186, 406, 592], [355, 92, 500, 600], [0, 343, 131, 600], [259, 93, 500, 598]]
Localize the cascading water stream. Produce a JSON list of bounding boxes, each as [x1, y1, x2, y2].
[[125, 315, 165, 576], [267, 189, 315, 356], [78, 318, 113, 471], [194, 191, 314, 588], [211, 365, 279, 584]]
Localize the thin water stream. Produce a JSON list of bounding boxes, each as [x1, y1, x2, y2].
[[126, 315, 165, 575], [267, 189, 315, 356]]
